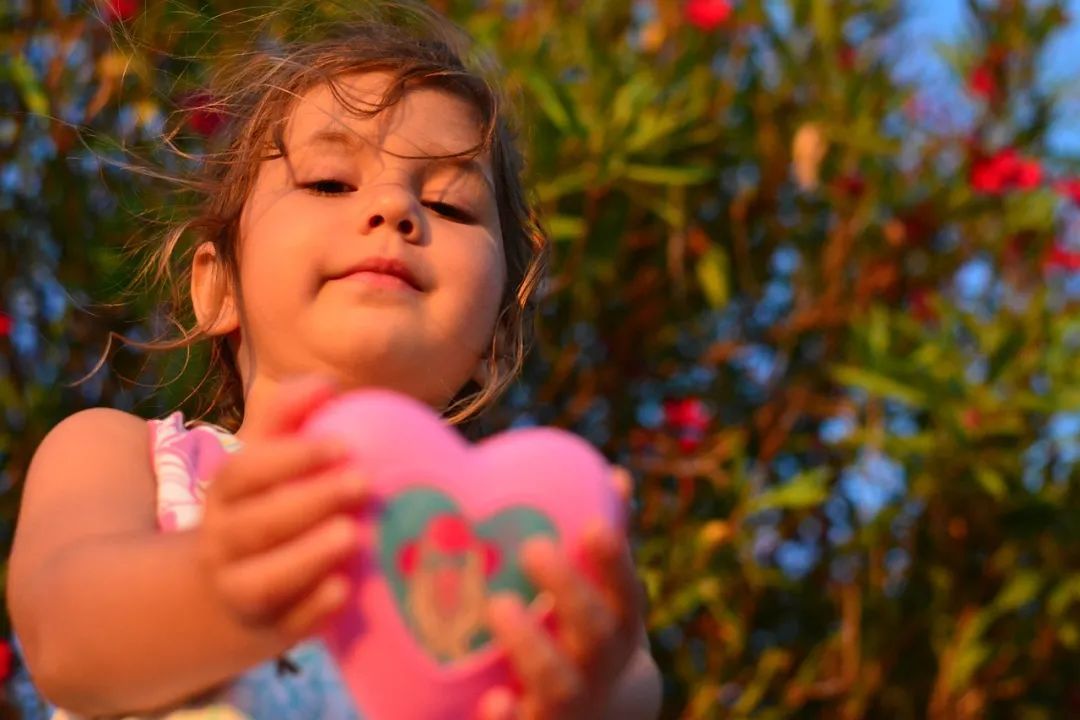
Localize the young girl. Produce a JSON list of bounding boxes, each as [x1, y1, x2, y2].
[[7, 4, 661, 720]]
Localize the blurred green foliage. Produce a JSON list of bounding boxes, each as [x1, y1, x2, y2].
[[2, 0, 1079, 717]]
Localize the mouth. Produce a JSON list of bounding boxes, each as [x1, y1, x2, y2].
[[330, 257, 423, 292]]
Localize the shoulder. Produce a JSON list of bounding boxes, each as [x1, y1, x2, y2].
[[21, 407, 156, 531], [28, 406, 149, 475], [38, 406, 150, 450]]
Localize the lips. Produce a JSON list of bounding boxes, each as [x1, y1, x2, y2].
[[331, 257, 423, 291]]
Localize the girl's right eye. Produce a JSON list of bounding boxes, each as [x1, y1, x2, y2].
[[303, 180, 354, 196]]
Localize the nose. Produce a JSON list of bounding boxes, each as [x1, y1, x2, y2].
[[361, 184, 422, 243]]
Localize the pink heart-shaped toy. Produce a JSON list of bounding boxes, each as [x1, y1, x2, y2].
[[301, 389, 620, 719]]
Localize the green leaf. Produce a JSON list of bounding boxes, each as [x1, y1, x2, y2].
[[10, 54, 49, 117], [1059, 622, 1080, 650], [622, 164, 714, 186], [696, 247, 730, 309], [749, 468, 830, 513], [986, 327, 1026, 381], [1048, 575, 1080, 617], [524, 70, 576, 136], [947, 608, 996, 691], [610, 76, 654, 135], [974, 466, 1008, 500], [1004, 190, 1058, 235], [546, 215, 586, 243], [868, 306, 889, 357], [812, 0, 838, 49], [949, 641, 992, 691], [830, 366, 927, 408], [535, 169, 592, 203], [994, 570, 1042, 612]]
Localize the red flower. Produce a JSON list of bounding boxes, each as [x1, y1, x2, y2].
[[838, 45, 857, 71], [677, 436, 703, 454], [685, 0, 733, 31], [1056, 178, 1080, 205], [102, 0, 140, 23], [961, 408, 982, 432], [1014, 159, 1043, 189], [0, 313, 10, 337], [1044, 244, 1080, 273], [970, 149, 1043, 195], [182, 92, 226, 138], [908, 288, 938, 325], [0, 640, 12, 681], [969, 64, 996, 99], [832, 173, 866, 198], [664, 398, 711, 431]]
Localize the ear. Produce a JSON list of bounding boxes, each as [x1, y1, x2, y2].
[[191, 241, 239, 336]]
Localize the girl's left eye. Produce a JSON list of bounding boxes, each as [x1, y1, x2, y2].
[[304, 180, 354, 196], [423, 201, 475, 223]]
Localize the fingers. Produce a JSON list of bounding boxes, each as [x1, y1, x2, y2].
[[520, 538, 619, 668], [214, 514, 360, 626], [486, 595, 585, 715], [519, 529, 641, 684], [476, 687, 519, 720], [211, 466, 368, 559], [277, 572, 352, 640], [212, 438, 349, 503], [610, 466, 634, 526], [243, 375, 339, 439], [581, 525, 643, 637], [611, 466, 633, 504]]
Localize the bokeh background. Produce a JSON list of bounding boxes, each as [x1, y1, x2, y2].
[[2, 0, 1080, 718]]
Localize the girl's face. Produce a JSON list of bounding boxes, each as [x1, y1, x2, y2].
[[232, 72, 505, 408]]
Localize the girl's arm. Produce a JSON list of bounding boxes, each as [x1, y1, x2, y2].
[[8, 393, 360, 717], [8, 408, 279, 715]]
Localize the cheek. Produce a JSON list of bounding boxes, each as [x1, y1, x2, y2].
[[468, 244, 507, 324]]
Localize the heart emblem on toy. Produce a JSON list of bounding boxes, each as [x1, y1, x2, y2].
[[302, 390, 620, 720]]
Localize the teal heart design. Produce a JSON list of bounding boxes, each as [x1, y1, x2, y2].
[[378, 487, 558, 664]]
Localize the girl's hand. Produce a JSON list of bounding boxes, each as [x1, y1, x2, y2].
[[477, 471, 644, 720], [196, 377, 367, 644]]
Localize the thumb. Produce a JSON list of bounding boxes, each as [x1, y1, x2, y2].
[[243, 375, 340, 440]]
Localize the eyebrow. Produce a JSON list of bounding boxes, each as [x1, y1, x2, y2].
[[301, 128, 495, 195]]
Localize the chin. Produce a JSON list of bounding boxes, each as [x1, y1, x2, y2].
[[322, 349, 466, 409]]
